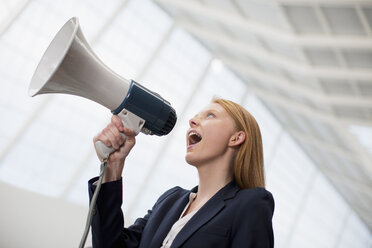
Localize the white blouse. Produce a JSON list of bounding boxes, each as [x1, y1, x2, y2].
[[161, 192, 197, 248]]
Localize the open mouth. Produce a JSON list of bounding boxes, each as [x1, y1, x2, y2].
[[188, 131, 202, 146]]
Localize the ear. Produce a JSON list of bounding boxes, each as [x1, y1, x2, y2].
[[229, 131, 246, 147]]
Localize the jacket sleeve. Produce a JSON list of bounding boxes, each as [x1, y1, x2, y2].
[[88, 177, 149, 248], [88, 177, 181, 248], [230, 189, 275, 248]]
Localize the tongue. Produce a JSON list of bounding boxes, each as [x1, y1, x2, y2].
[[190, 134, 201, 144]]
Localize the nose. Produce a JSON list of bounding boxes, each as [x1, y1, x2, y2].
[[189, 115, 199, 127]]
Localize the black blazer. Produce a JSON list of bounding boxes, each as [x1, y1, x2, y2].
[[88, 178, 274, 248]]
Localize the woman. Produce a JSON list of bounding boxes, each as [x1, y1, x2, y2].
[[88, 98, 274, 248]]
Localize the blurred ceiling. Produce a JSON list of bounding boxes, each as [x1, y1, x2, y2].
[[155, 0, 372, 231]]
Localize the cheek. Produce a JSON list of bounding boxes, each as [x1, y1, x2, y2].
[[203, 128, 231, 149]]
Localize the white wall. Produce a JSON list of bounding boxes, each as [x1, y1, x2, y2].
[[0, 181, 91, 248]]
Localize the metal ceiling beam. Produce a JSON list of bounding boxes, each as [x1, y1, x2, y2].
[[293, 136, 371, 187], [290, 129, 372, 187], [156, 0, 372, 49], [288, 129, 360, 163], [311, 4, 372, 124], [288, 128, 372, 181], [295, 35, 372, 50], [356, 4, 372, 37], [221, 55, 372, 108], [248, 84, 372, 127], [312, 3, 368, 105], [178, 21, 372, 81]]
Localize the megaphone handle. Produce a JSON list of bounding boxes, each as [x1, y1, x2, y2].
[[94, 109, 145, 160], [95, 133, 126, 160]]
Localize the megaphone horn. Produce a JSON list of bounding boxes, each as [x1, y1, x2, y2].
[[29, 17, 130, 110], [29, 17, 177, 159]]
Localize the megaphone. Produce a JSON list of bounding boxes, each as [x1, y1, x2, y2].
[[29, 17, 177, 159]]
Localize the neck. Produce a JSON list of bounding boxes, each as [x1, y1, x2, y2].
[[195, 155, 234, 201]]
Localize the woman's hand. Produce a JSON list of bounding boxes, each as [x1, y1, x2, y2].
[[93, 115, 136, 183]]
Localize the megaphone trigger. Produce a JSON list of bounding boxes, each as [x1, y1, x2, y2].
[[95, 109, 145, 160]]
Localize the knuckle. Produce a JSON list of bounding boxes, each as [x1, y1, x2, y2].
[[101, 136, 111, 146], [112, 115, 121, 124], [108, 123, 115, 130], [103, 127, 110, 134]]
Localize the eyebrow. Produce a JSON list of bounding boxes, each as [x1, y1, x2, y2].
[[201, 108, 219, 115], [204, 109, 215, 112]]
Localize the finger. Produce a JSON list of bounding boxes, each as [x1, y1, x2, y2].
[[122, 126, 135, 137], [118, 135, 136, 153], [95, 131, 112, 148], [104, 124, 122, 149], [109, 122, 125, 146], [112, 115, 124, 132]]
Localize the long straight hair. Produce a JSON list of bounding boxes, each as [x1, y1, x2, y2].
[[213, 98, 265, 189]]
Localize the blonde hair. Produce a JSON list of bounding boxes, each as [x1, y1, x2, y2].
[[213, 98, 265, 189]]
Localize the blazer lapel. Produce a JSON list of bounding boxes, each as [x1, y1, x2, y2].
[[170, 181, 240, 248], [149, 190, 191, 248]]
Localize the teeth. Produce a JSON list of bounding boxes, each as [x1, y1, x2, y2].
[[189, 131, 201, 138], [188, 131, 202, 146]]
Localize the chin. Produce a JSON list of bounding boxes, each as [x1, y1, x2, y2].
[[186, 153, 209, 168], [185, 154, 199, 167], [185, 154, 195, 165]]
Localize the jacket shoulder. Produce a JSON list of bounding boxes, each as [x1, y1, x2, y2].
[[239, 187, 273, 199], [155, 186, 187, 205], [236, 187, 274, 212]]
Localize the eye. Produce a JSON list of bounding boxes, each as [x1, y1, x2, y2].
[[207, 113, 215, 118]]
